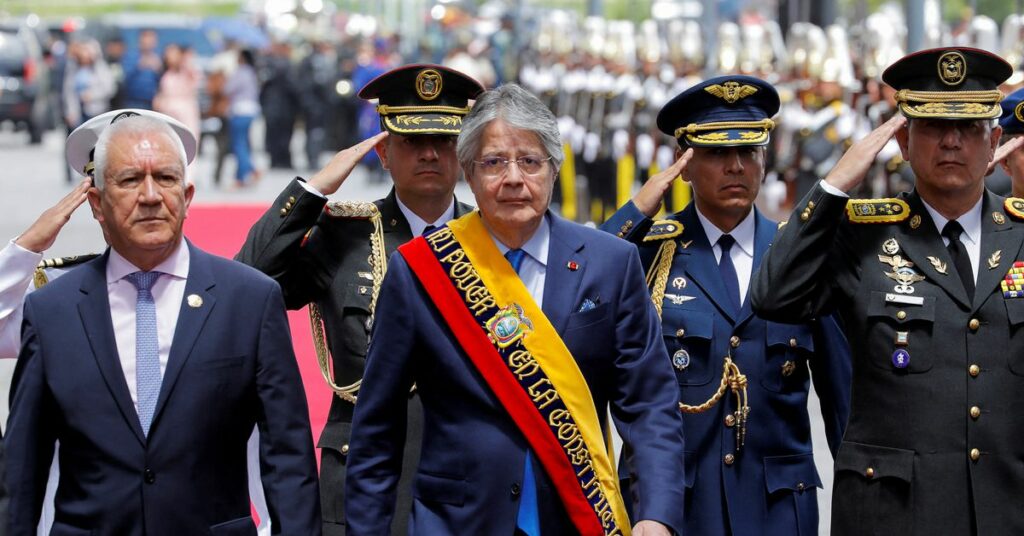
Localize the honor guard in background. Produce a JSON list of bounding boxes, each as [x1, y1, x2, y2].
[[601, 75, 852, 535], [994, 87, 1024, 196], [236, 64, 484, 536], [751, 47, 1024, 535]]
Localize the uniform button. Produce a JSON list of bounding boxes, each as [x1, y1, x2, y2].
[[865, 467, 875, 478], [970, 448, 981, 462], [724, 414, 736, 427], [730, 335, 740, 348], [724, 453, 735, 465], [279, 208, 288, 216], [807, 201, 816, 209], [144, 469, 156, 484], [676, 328, 685, 338], [969, 318, 980, 331], [789, 338, 798, 348], [969, 364, 981, 377], [287, 196, 296, 204], [284, 201, 293, 210], [800, 210, 810, 222], [341, 444, 350, 455], [896, 310, 907, 320], [511, 483, 521, 497], [796, 482, 806, 491], [970, 406, 981, 419]]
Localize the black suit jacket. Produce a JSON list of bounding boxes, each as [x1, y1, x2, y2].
[[236, 179, 472, 535], [752, 184, 1024, 535]]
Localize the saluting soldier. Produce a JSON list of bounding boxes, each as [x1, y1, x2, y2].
[[994, 87, 1024, 197], [600, 75, 852, 535], [236, 64, 484, 536], [751, 47, 1024, 535]]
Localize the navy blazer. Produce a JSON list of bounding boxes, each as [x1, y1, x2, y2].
[[602, 202, 851, 536], [6, 241, 321, 536], [344, 213, 686, 535]]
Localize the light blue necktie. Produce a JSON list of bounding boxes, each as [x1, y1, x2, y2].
[[506, 249, 540, 536], [126, 271, 162, 436]]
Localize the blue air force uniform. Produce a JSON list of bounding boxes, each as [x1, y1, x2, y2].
[[602, 75, 851, 536]]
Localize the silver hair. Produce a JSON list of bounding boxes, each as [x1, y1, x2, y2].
[[456, 83, 563, 173], [93, 115, 188, 189]]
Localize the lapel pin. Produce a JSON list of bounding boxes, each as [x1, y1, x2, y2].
[[926, 256, 948, 275], [993, 212, 1006, 225], [882, 237, 900, 255], [988, 250, 1002, 270], [909, 214, 922, 229], [672, 277, 686, 289], [187, 294, 203, 308], [567, 261, 579, 271], [679, 240, 693, 249]]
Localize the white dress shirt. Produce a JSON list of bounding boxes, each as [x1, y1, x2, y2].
[[488, 215, 551, 307], [106, 240, 189, 408], [695, 206, 757, 305], [920, 196, 982, 282], [396, 194, 456, 237], [0, 240, 42, 359]]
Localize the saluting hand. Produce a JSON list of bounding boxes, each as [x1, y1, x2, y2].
[[824, 114, 907, 193], [632, 148, 694, 218], [15, 177, 91, 253], [987, 135, 1024, 177], [308, 131, 390, 196]]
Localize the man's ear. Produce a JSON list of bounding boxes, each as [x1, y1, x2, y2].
[[895, 121, 910, 161], [87, 184, 103, 222], [375, 136, 390, 170]]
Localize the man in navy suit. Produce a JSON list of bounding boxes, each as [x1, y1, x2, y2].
[[601, 75, 851, 535], [344, 84, 686, 535], [5, 110, 321, 535]]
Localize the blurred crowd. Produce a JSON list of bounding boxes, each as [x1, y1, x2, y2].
[[26, 1, 1024, 218]]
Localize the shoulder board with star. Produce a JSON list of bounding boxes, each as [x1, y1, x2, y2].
[[1005, 198, 1024, 221], [643, 220, 684, 242], [324, 201, 379, 219], [34, 253, 101, 288], [845, 198, 910, 224]]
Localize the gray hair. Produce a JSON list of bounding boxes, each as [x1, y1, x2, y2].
[[93, 115, 188, 189], [456, 83, 563, 173]]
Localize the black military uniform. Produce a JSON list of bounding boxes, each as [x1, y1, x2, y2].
[[236, 64, 483, 536], [751, 48, 1022, 535]]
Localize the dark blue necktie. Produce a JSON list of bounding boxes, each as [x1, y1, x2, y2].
[[718, 234, 741, 312], [422, 224, 436, 236], [126, 271, 162, 436], [505, 248, 539, 535]]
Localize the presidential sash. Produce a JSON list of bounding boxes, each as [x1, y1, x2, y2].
[[398, 213, 631, 536]]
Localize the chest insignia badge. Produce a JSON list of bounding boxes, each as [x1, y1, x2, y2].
[[988, 250, 1002, 270], [672, 349, 691, 371], [926, 256, 948, 275], [672, 277, 687, 289], [882, 237, 900, 255], [879, 254, 925, 294]]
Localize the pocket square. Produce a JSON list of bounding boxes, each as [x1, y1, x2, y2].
[[578, 298, 598, 312]]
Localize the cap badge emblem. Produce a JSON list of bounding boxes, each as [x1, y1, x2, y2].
[[704, 81, 758, 104], [1015, 101, 1024, 123], [937, 51, 967, 86], [415, 69, 443, 101]]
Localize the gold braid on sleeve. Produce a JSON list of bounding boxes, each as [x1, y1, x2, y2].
[[309, 202, 386, 404]]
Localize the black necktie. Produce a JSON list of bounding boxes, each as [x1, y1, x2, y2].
[[942, 220, 975, 300], [718, 234, 741, 312], [422, 224, 436, 236]]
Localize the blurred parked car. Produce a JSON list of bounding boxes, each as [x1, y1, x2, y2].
[[0, 20, 53, 144]]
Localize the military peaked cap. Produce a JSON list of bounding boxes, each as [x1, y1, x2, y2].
[[358, 64, 485, 136]]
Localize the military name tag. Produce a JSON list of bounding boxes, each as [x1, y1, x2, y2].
[[885, 293, 925, 306]]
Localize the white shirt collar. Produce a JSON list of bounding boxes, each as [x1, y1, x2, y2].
[[920, 195, 983, 246], [107, 239, 190, 284], [488, 213, 551, 268], [695, 206, 756, 257], [395, 194, 456, 237]]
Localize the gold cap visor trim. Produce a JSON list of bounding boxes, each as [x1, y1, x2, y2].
[[382, 114, 464, 135]]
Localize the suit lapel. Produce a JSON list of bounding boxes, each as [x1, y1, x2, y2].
[[77, 252, 147, 445], [150, 242, 216, 431], [542, 214, 586, 334], [675, 205, 736, 323], [974, 191, 1024, 310], [897, 193, 971, 309]]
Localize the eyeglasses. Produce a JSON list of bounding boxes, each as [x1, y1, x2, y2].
[[473, 155, 552, 178]]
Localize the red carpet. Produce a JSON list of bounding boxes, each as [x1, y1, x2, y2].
[[184, 204, 330, 464]]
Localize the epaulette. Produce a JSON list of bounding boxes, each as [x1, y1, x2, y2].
[[324, 201, 379, 219], [643, 220, 684, 242], [845, 198, 910, 224], [34, 253, 101, 288], [1005, 198, 1024, 221]]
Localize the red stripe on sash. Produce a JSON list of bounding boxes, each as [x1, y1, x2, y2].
[[399, 237, 606, 535]]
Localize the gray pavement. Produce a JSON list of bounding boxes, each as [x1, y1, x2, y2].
[[0, 121, 834, 534]]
